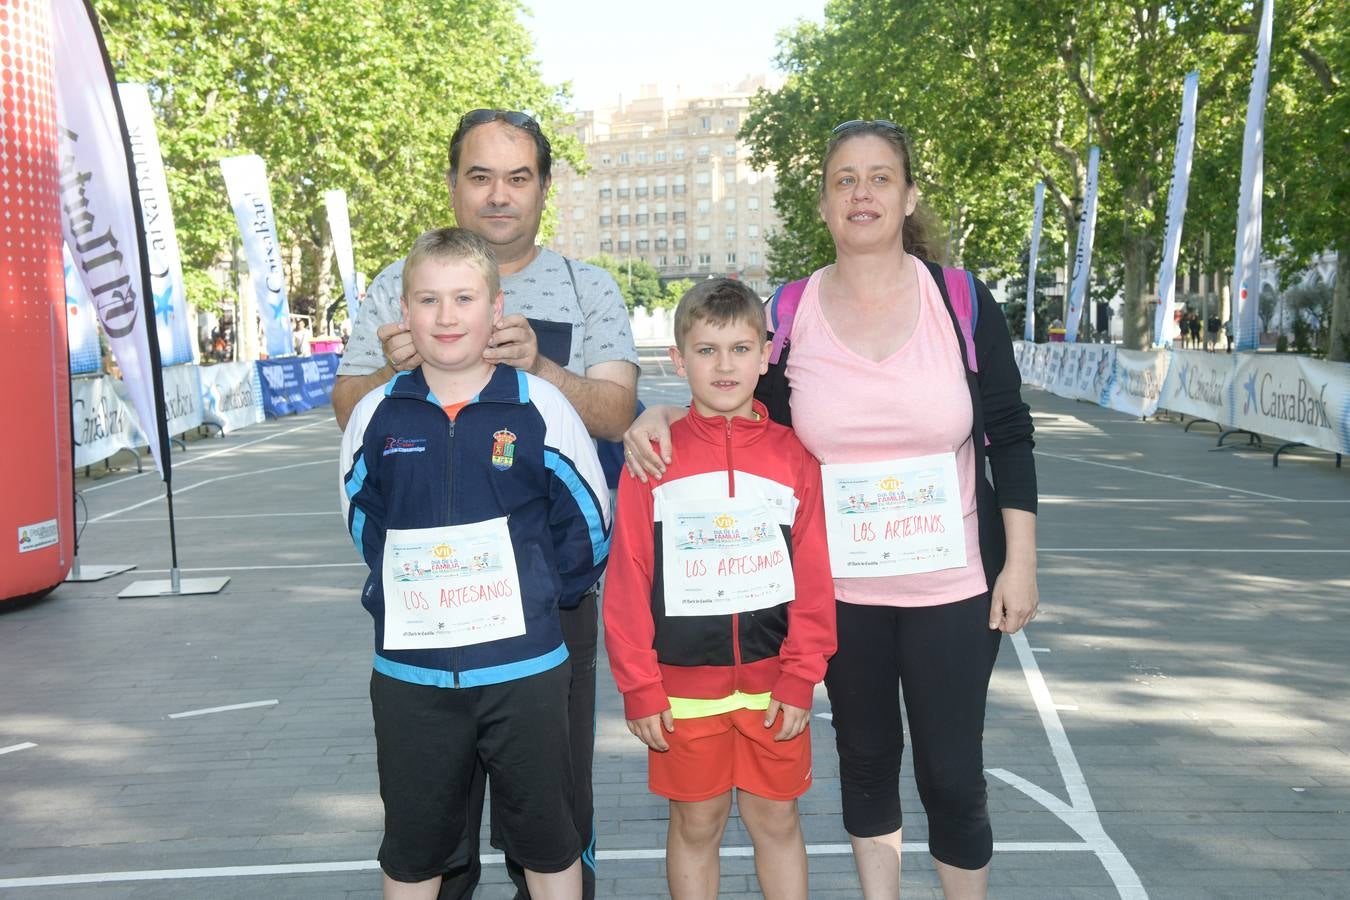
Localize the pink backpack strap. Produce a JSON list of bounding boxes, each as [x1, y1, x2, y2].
[[942, 267, 980, 374], [767, 278, 809, 365]]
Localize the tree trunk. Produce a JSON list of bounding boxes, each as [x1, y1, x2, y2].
[[1121, 233, 1150, 350], [1327, 238, 1349, 362], [311, 222, 336, 336]]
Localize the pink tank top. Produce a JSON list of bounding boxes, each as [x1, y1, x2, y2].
[[785, 256, 986, 607]]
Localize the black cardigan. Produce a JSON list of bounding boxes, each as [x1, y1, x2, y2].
[[754, 259, 1038, 590]]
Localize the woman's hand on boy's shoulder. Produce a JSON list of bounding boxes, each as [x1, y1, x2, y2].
[[626, 709, 675, 752]]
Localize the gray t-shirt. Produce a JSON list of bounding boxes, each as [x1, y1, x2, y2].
[[337, 247, 638, 378]]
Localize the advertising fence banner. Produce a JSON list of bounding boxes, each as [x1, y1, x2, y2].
[[1231, 0, 1274, 352], [1153, 71, 1200, 348], [119, 82, 194, 366], [256, 353, 339, 417], [220, 154, 294, 358], [1229, 355, 1350, 456], [1160, 349, 1234, 423], [53, 0, 169, 475], [1064, 146, 1100, 342], [1100, 349, 1170, 418], [72, 374, 145, 469], [1024, 181, 1045, 342], [324, 189, 359, 321], [64, 243, 102, 375], [160, 363, 203, 436], [198, 362, 265, 434]]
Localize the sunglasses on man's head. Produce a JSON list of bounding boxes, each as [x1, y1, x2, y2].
[[458, 108, 541, 132]]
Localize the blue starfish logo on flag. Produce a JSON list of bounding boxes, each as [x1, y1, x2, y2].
[[1242, 372, 1258, 414]]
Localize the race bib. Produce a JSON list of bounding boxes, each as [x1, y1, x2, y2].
[[821, 452, 967, 578], [661, 495, 794, 617], [381, 517, 526, 649]]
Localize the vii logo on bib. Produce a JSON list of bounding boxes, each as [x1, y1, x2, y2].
[[491, 428, 517, 471], [660, 496, 794, 617]]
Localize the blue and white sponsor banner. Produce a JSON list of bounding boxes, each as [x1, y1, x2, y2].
[[1229, 354, 1350, 456], [199, 361, 265, 434], [255, 352, 339, 417], [1064, 146, 1101, 342], [119, 83, 194, 366], [1153, 72, 1200, 347], [1062, 343, 1117, 403], [64, 243, 101, 375], [1160, 349, 1234, 422], [1101, 349, 1170, 418], [72, 374, 146, 468], [53, 1, 166, 475], [1024, 182, 1045, 343], [220, 154, 294, 358], [324, 189, 359, 321], [1231, 0, 1274, 352], [160, 363, 204, 435]]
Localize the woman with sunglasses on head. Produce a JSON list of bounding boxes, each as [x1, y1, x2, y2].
[[622, 120, 1038, 899]]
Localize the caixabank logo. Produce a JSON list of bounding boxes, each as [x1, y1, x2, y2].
[[1242, 369, 1342, 450]]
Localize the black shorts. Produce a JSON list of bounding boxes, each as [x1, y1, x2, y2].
[[370, 662, 579, 882]]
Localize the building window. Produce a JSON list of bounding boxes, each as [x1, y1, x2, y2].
[[636, 214, 648, 225], [724, 144, 736, 158], [637, 150, 648, 164], [674, 147, 686, 161], [695, 171, 711, 186], [701, 116, 711, 130], [698, 253, 712, 265], [726, 252, 737, 265], [748, 224, 759, 238], [725, 116, 736, 129], [572, 207, 584, 219], [575, 233, 585, 246], [724, 226, 736, 240], [697, 199, 710, 214], [749, 251, 760, 265], [672, 210, 686, 222], [619, 240, 631, 251], [599, 188, 611, 199], [724, 171, 736, 184], [618, 151, 629, 165], [654, 212, 667, 224], [599, 215, 612, 225], [617, 188, 630, 198], [655, 150, 667, 163], [674, 239, 687, 250], [725, 198, 736, 212], [600, 154, 611, 166], [697, 145, 710, 161], [571, 180, 584, 192], [600, 239, 613, 251], [696, 226, 711, 241], [747, 196, 760, 210], [657, 255, 668, 267], [618, 214, 630, 225], [656, 236, 668, 249], [637, 239, 649, 250]]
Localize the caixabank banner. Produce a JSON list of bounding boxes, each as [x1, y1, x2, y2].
[[1, 0, 73, 601]]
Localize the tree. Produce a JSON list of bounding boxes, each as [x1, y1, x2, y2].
[[584, 255, 665, 310], [1284, 280, 1335, 353], [96, 0, 579, 326]]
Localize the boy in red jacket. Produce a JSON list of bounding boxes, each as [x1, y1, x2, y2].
[[603, 279, 835, 899]]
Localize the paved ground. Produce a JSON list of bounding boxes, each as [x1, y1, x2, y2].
[[2, 351, 1348, 898]]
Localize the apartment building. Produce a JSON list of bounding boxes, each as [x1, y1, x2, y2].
[[548, 80, 780, 297]]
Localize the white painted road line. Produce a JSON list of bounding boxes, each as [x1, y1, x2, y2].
[[86, 511, 338, 524], [0, 842, 1100, 888], [167, 700, 279, 720], [135, 562, 365, 574], [0, 742, 37, 757], [1034, 450, 1290, 501], [988, 630, 1147, 899], [1039, 496, 1350, 504], [1042, 548, 1350, 554], [89, 459, 336, 523]]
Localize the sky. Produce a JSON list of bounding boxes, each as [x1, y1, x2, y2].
[[520, 0, 827, 111]]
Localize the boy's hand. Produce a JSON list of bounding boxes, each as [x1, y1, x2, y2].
[[377, 322, 421, 371], [626, 710, 675, 752], [484, 314, 540, 374], [764, 700, 810, 742]]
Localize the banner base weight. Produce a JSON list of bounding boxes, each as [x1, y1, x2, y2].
[[119, 577, 230, 598], [65, 562, 137, 583]]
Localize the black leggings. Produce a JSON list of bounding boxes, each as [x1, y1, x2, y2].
[[823, 593, 1002, 870]]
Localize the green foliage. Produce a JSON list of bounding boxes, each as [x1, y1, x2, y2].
[[584, 255, 665, 310], [1284, 280, 1334, 354], [743, 0, 1341, 349], [96, 0, 578, 317], [660, 278, 696, 310]]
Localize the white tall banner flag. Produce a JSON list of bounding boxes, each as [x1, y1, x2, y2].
[[1064, 146, 1100, 343], [52, 1, 168, 476], [118, 83, 194, 366], [324, 189, 359, 322], [1231, 0, 1274, 352], [1024, 182, 1045, 342], [220, 154, 294, 358], [1153, 72, 1200, 347]]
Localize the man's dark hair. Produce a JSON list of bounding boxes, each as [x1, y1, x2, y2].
[[448, 109, 552, 184]]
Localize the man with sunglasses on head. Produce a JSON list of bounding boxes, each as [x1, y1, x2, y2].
[[333, 109, 639, 900]]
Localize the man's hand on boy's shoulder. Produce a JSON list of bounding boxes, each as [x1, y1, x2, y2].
[[484, 314, 542, 373], [377, 322, 421, 372], [765, 699, 810, 742], [626, 709, 675, 752]]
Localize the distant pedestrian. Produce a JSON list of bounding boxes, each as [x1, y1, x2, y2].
[[1224, 318, 1233, 353], [1188, 313, 1202, 349], [1205, 314, 1220, 352]]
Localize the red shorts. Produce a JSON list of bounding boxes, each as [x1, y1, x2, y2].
[[648, 707, 813, 802]]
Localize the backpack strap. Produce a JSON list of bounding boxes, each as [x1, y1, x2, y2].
[[767, 278, 809, 365], [942, 267, 980, 374]]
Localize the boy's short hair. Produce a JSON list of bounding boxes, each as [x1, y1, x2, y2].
[[673, 278, 766, 350], [402, 227, 501, 299]]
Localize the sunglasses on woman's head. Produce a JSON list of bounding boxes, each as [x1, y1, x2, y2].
[[831, 119, 904, 136]]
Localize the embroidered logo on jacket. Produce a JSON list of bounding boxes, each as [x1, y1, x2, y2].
[[383, 436, 427, 456], [491, 429, 517, 471]]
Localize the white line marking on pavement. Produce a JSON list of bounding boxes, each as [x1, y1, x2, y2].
[[1054, 704, 1079, 711], [814, 712, 833, 721], [1039, 496, 1350, 504], [78, 417, 334, 493], [1042, 548, 1349, 554], [988, 630, 1147, 899], [0, 842, 1100, 888], [86, 511, 337, 524], [1032, 647, 1051, 653], [0, 742, 37, 757], [136, 562, 365, 574], [1034, 450, 1289, 501], [167, 700, 279, 720], [89, 459, 336, 523]]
